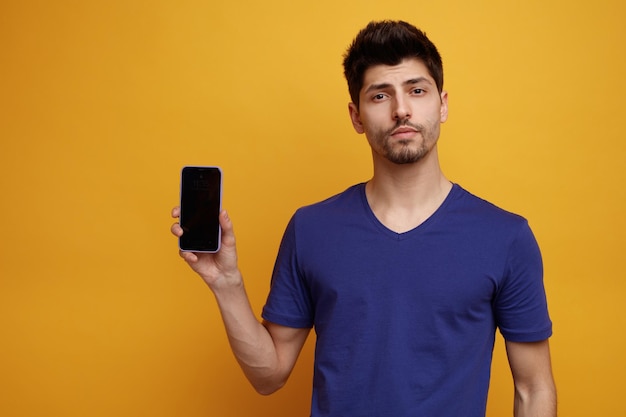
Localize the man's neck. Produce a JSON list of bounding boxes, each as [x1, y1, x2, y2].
[[365, 149, 452, 233]]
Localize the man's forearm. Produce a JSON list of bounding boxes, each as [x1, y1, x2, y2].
[[514, 385, 557, 417], [211, 278, 284, 394]]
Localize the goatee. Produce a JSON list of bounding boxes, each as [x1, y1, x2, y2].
[[382, 120, 429, 164]]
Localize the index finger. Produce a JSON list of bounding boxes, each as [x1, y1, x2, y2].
[[171, 206, 181, 218]]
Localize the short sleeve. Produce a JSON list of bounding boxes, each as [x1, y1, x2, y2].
[[262, 214, 315, 328], [494, 221, 553, 342]]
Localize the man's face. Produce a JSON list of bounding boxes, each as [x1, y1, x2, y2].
[[349, 58, 448, 165]]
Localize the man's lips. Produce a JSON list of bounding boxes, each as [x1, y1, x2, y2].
[[390, 126, 419, 138]]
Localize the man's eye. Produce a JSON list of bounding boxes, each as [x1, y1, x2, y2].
[[412, 88, 424, 94], [373, 94, 386, 100]]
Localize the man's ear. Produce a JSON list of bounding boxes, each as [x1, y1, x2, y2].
[[348, 102, 365, 134], [440, 91, 449, 123]]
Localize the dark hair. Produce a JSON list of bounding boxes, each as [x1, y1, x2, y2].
[[343, 20, 444, 107]]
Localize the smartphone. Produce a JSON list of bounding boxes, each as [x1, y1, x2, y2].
[[179, 166, 222, 252]]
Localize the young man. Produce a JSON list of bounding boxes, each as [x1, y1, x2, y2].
[[171, 20, 556, 417]]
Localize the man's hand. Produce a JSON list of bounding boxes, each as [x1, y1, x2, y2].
[[171, 207, 241, 290]]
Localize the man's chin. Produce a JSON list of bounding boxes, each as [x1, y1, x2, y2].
[[384, 145, 429, 165]]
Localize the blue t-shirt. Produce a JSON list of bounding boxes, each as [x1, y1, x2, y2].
[[262, 183, 552, 417]]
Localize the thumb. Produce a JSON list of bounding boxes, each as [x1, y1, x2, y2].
[[219, 209, 236, 248]]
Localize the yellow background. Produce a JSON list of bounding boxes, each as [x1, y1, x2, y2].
[[1, 0, 624, 416]]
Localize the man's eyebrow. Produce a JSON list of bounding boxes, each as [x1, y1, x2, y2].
[[404, 77, 432, 86], [363, 77, 433, 94], [364, 82, 392, 94]]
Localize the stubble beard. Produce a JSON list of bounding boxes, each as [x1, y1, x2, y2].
[[373, 120, 439, 165]]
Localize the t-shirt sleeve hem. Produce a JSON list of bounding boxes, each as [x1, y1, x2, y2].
[[500, 326, 553, 343], [261, 308, 314, 329]]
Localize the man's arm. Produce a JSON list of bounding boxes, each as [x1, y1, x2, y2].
[[506, 339, 557, 417], [212, 281, 310, 395], [171, 208, 310, 395]]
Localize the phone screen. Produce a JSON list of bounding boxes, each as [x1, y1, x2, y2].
[[179, 166, 222, 252]]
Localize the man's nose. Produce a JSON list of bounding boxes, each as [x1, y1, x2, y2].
[[393, 96, 411, 120]]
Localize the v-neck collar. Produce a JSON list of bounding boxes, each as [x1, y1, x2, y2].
[[358, 182, 459, 240]]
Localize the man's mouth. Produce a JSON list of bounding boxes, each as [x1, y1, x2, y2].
[[390, 126, 419, 139]]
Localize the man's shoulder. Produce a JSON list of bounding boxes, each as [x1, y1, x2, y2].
[[449, 184, 529, 229], [283, 183, 367, 237], [296, 183, 365, 215]]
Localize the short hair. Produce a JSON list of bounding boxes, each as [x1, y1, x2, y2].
[[343, 20, 444, 107]]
